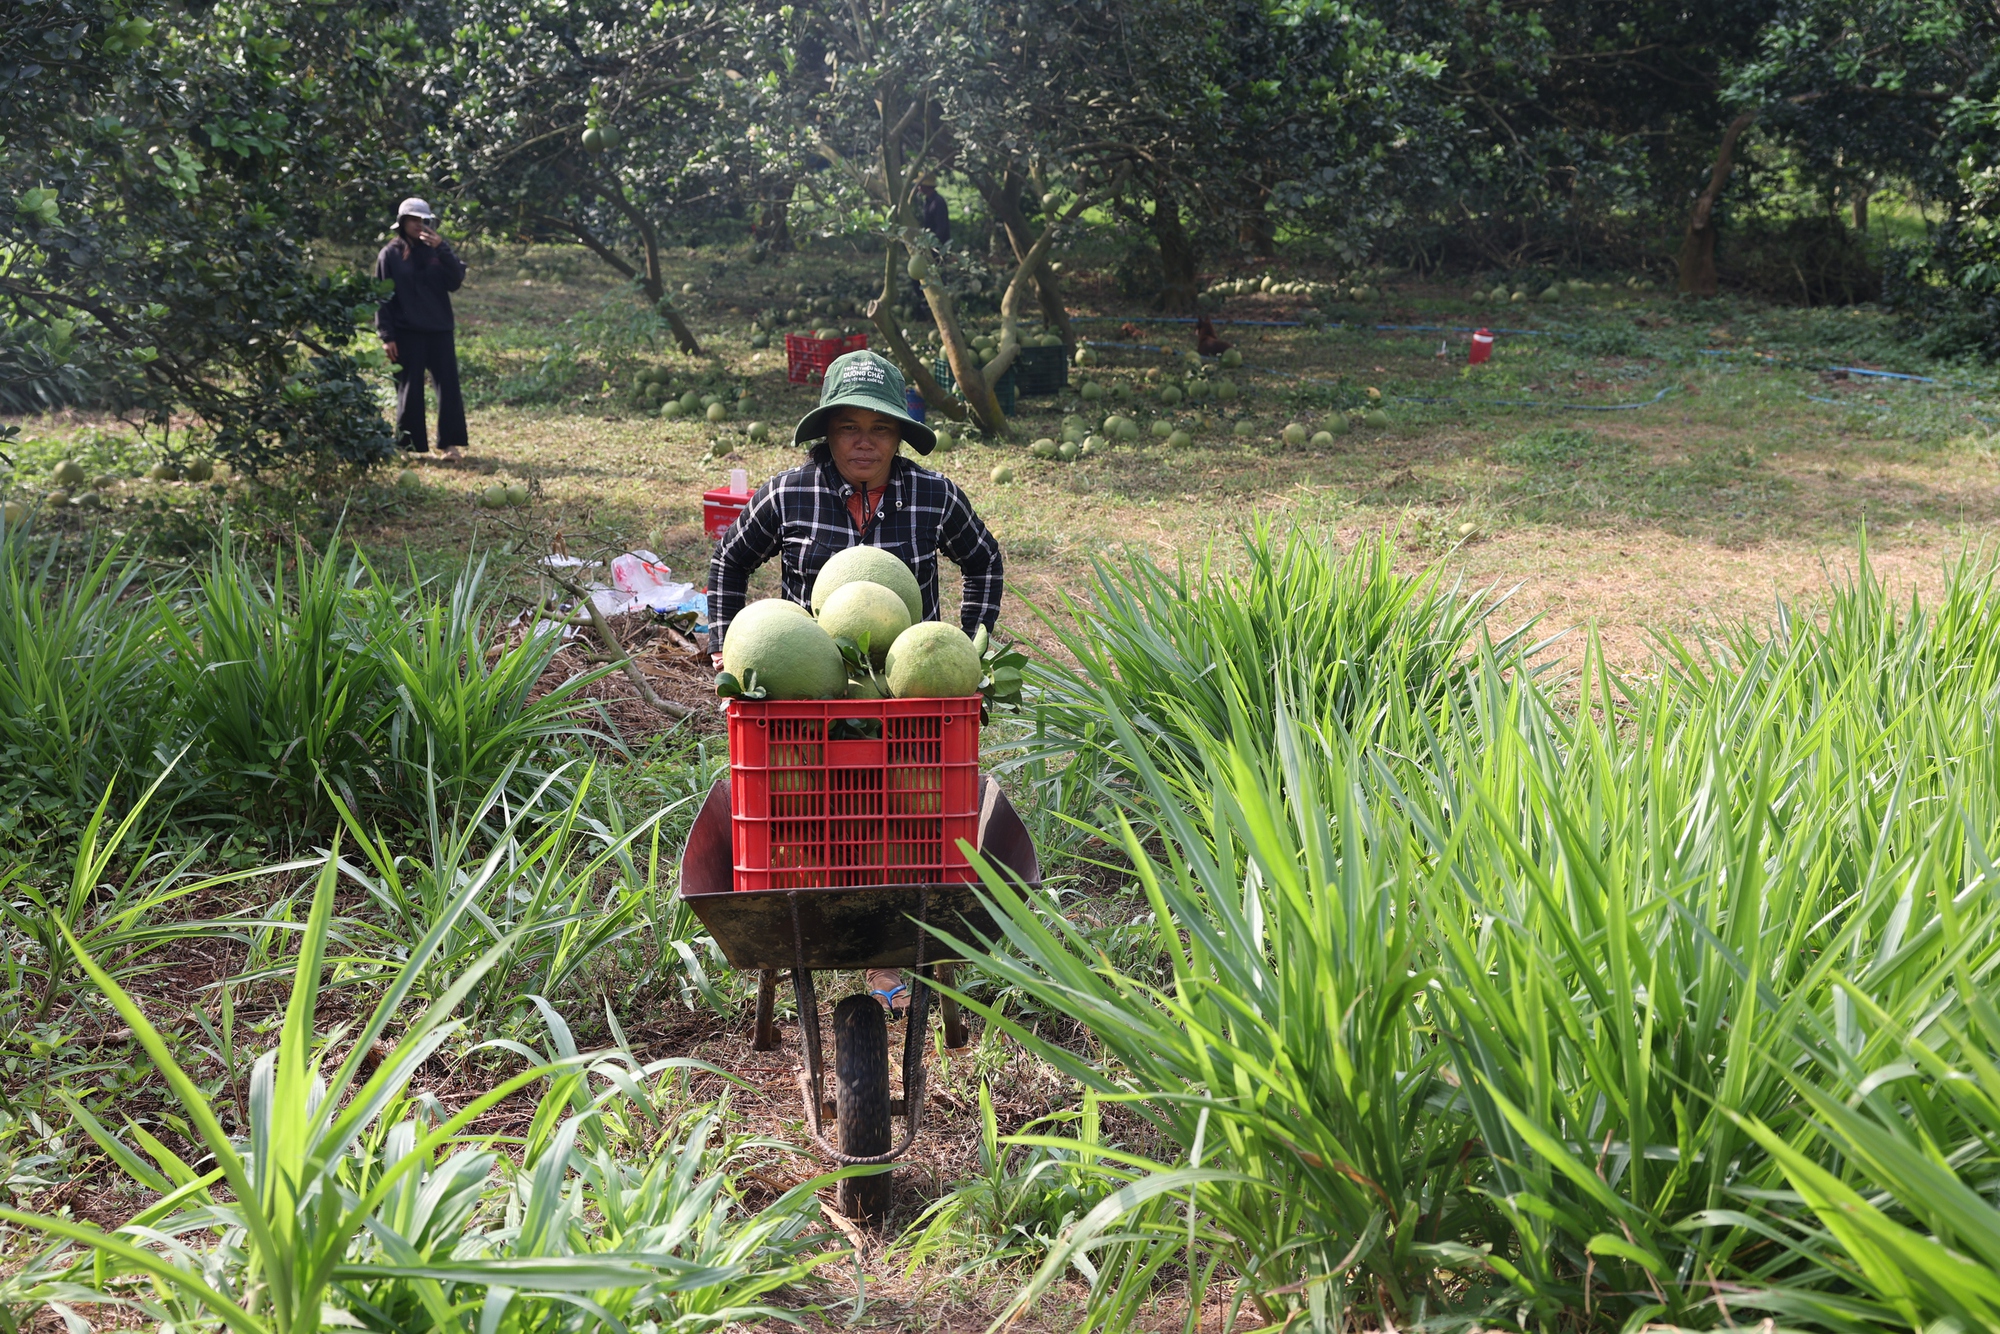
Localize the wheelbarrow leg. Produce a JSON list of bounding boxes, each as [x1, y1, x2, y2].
[[936, 961, 969, 1049], [752, 969, 780, 1051]]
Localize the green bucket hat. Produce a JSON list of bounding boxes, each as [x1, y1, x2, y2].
[[792, 350, 937, 455]]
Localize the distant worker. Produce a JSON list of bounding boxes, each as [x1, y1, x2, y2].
[[916, 172, 950, 244], [908, 173, 951, 317], [375, 197, 468, 459]]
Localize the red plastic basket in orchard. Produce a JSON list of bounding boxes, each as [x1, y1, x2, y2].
[[785, 331, 870, 386], [726, 695, 980, 891]]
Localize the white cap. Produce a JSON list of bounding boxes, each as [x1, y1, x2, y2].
[[395, 197, 436, 222]]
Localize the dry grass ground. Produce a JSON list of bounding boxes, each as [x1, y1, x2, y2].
[[277, 242, 2000, 680]]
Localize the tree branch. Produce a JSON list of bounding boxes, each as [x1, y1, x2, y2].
[[544, 570, 695, 720]]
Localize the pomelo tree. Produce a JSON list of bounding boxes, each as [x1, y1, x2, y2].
[[3, 0, 414, 471], [424, 0, 784, 356]]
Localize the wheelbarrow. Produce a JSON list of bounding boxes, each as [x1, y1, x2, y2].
[[677, 774, 1040, 1218]]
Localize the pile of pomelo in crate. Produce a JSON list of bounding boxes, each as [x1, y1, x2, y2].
[[715, 547, 987, 702]]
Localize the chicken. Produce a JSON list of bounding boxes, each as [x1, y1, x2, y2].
[[1195, 316, 1232, 359]]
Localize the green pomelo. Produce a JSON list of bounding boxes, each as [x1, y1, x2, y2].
[[884, 621, 982, 699], [1159, 384, 1182, 405], [1220, 349, 1242, 368], [1310, 431, 1334, 448], [1151, 420, 1172, 437], [818, 580, 911, 667], [395, 468, 422, 490], [812, 546, 923, 624], [706, 403, 729, 422], [148, 461, 181, 481], [846, 674, 887, 700], [722, 598, 847, 700], [1057, 441, 1078, 462], [1030, 438, 1058, 459], [1232, 419, 1257, 436], [1365, 409, 1391, 428], [53, 460, 86, 487], [1167, 429, 1191, 448], [479, 485, 507, 508], [990, 465, 1014, 483], [503, 484, 529, 506], [747, 421, 769, 442], [1282, 423, 1308, 446], [1323, 413, 1351, 435], [661, 401, 685, 419], [933, 430, 956, 453]]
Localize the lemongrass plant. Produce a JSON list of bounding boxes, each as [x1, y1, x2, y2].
[[0, 794, 838, 1334], [970, 545, 2000, 1332]]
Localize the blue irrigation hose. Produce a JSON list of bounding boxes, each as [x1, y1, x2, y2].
[[1073, 313, 1571, 336], [1394, 385, 1679, 412]]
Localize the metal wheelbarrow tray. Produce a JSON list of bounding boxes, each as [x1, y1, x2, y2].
[[677, 775, 1040, 1217]]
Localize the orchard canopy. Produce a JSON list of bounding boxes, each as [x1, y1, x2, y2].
[[4, 0, 1996, 451]]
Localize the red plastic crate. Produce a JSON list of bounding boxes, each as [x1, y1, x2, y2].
[[785, 331, 870, 385], [727, 695, 980, 891], [703, 487, 749, 539]]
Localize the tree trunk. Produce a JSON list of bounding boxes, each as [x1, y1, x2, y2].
[[1677, 110, 1758, 299], [980, 171, 1076, 346], [1150, 186, 1199, 313], [926, 281, 1009, 435], [592, 174, 703, 353], [870, 248, 964, 421]]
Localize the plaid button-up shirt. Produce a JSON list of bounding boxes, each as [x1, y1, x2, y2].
[[706, 447, 1004, 650]]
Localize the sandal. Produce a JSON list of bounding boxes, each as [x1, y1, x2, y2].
[[866, 968, 910, 1019]]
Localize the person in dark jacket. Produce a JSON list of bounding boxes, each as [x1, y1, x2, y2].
[[907, 173, 951, 318], [707, 350, 1004, 1019], [375, 197, 468, 457]]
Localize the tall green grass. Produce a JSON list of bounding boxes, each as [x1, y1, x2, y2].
[[0, 535, 166, 830], [0, 529, 618, 835], [967, 544, 2000, 1331], [162, 537, 611, 829], [1016, 525, 1537, 810], [0, 795, 838, 1334]]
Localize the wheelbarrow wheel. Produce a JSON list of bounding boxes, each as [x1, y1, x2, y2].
[[831, 993, 892, 1219]]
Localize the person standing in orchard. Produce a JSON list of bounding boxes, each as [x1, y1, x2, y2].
[[707, 350, 1003, 1017], [907, 173, 951, 318], [375, 198, 469, 459]]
